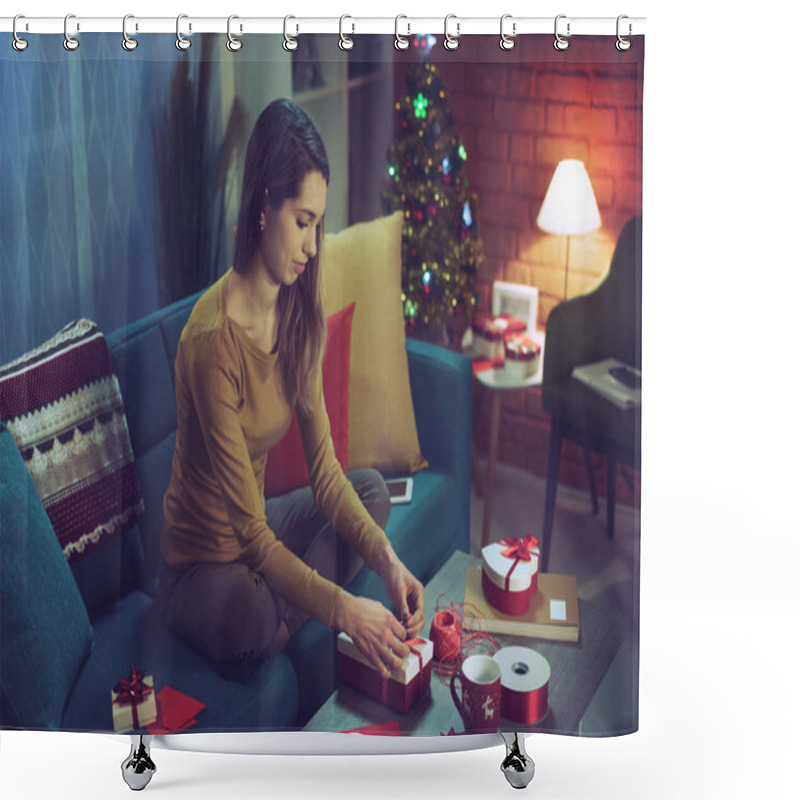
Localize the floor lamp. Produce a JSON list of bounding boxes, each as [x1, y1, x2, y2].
[[536, 159, 601, 301]]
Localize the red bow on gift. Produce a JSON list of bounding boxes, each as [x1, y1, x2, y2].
[[114, 665, 153, 704], [499, 535, 540, 590], [500, 534, 539, 561]]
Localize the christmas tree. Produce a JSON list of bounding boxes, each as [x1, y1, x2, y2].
[[382, 60, 482, 346]]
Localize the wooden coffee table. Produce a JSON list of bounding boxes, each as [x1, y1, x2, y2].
[[304, 550, 628, 736]]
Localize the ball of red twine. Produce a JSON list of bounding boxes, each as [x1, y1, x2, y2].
[[431, 609, 462, 661]]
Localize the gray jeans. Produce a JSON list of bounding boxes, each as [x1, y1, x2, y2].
[[157, 468, 390, 683]]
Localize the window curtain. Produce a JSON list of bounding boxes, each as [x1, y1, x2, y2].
[[0, 35, 229, 364]]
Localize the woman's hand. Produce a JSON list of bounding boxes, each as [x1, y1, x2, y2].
[[377, 544, 426, 638], [333, 592, 409, 679]]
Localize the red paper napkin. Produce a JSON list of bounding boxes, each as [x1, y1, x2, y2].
[[146, 686, 206, 735]]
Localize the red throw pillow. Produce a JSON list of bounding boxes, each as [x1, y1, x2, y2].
[[264, 302, 355, 498]]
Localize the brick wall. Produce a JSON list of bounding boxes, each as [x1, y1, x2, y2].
[[394, 37, 643, 506]]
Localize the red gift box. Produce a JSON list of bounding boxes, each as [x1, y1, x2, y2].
[[472, 313, 527, 360], [481, 535, 541, 616], [337, 633, 433, 713]]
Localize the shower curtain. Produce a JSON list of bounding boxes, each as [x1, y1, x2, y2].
[[0, 25, 643, 741]]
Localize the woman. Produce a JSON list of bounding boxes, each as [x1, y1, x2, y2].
[[158, 98, 424, 684]]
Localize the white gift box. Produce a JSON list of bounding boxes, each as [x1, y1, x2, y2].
[[480, 536, 540, 616], [111, 672, 157, 733]]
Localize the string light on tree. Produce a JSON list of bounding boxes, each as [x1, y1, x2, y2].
[[412, 34, 437, 55]]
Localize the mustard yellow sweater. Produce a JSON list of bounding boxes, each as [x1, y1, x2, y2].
[[161, 269, 389, 626]]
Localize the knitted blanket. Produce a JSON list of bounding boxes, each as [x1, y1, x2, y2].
[[0, 319, 143, 560]]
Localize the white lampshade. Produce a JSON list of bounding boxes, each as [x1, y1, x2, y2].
[[536, 159, 601, 236]]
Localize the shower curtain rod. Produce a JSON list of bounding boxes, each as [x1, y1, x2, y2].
[[0, 15, 646, 38]]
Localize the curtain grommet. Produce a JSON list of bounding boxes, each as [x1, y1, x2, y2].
[[12, 14, 28, 51], [616, 15, 632, 51], [227, 15, 243, 52], [339, 15, 354, 51], [122, 14, 138, 51], [175, 14, 191, 51], [443, 14, 460, 51], [283, 15, 298, 51], [499, 14, 515, 51], [554, 14, 570, 51], [63, 13, 79, 51], [394, 15, 410, 51]]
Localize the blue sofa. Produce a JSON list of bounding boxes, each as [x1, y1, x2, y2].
[[0, 291, 473, 732]]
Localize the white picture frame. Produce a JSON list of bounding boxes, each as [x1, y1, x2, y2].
[[491, 280, 539, 333]]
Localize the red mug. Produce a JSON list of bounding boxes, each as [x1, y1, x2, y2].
[[450, 654, 502, 733]]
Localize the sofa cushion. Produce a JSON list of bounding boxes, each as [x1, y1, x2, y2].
[[108, 322, 177, 458], [378, 469, 457, 583], [68, 525, 145, 616], [0, 422, 94, 729], [61, 590, 298, 732], [132, 432, 177, 595], [264, 302, 354, 497], [156, 292, 202, 381], [0, 319, 144, 561], [322, 212, 428, 476]]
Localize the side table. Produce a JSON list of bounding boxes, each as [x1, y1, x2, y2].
[[474, 330, 546, 549]]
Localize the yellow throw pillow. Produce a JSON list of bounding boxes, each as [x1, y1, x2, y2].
[[322, 211, 428, 475]]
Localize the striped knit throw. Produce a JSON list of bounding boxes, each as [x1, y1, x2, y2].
[[0, 319, 144, 561]]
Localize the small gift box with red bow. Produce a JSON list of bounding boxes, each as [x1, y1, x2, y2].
[[471, 313, 527, 360], [503, 334, 541, 380], [337, 633, 434, 713], [111, 665, 157, 733], [481, 535, 541, 616]]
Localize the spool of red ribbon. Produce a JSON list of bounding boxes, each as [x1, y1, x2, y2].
[[492, 647, 550, 725], [430, 609, 462, 661]]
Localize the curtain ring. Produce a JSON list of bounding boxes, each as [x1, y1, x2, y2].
[[616, 15, 632, 51], [443, 14, 460, 51], [176, 14, 191, 50], [499, 14, 515, 51], [283, 15, 298, 51], [394, 15, 410, 51], [227, 15, 242, 52], [63, 13, 79, 51], [339, 15, 354, 51], [12, 14, 28, 51], [554, 14, 570, 51], [122, 14, 138, 51]]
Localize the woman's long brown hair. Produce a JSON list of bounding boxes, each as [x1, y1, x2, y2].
[[232, 99, 329, 413]]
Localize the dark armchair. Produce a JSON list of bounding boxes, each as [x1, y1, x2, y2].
[[540, 216, 642, 571]]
